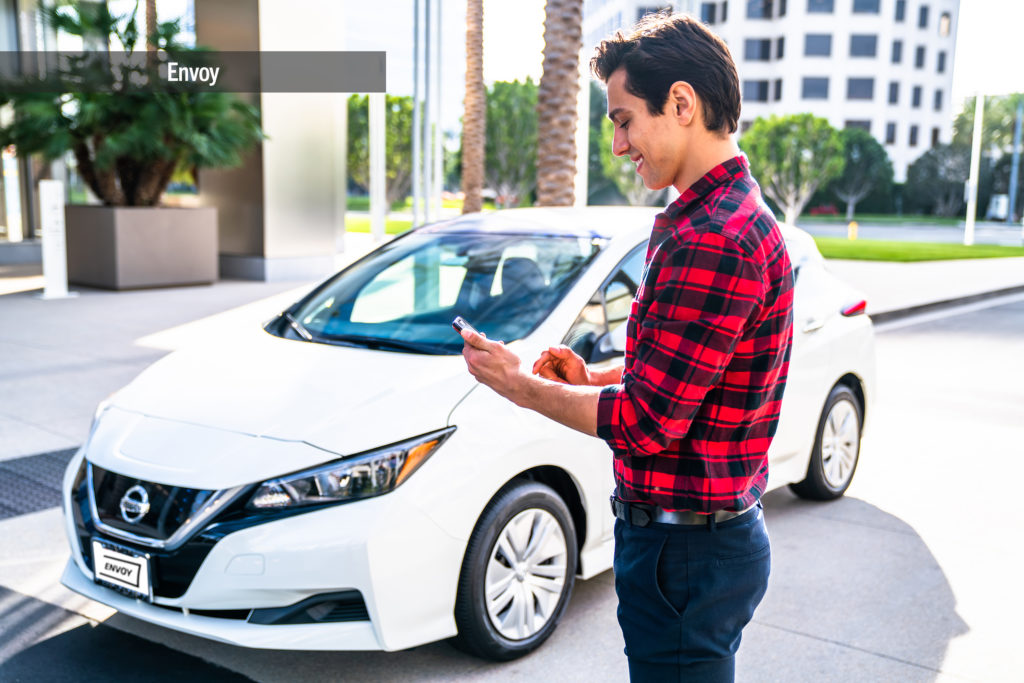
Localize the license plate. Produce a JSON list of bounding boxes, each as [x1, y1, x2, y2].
[[92, 538, 152, 601]]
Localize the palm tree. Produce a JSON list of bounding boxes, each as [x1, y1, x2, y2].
[[536, 0, 583, 206], [461, 0, 485, 214]]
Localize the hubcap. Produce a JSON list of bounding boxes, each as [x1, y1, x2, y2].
[[821, 398, 860, 489], [484, 508, 568, 641]]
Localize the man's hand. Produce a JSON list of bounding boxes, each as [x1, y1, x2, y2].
[[460, 328, 527, 404], [532, 345, 592, 386]]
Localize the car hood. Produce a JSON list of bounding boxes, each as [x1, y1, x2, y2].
[[94, 328, 479, 488]]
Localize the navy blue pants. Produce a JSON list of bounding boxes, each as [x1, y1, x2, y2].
[[613, 502, 770, 682]]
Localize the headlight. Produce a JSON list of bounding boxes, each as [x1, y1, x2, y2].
[[248, 427, 456, 510]]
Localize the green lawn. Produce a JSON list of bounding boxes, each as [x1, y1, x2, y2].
[[814, 237, 1024, 262], [800, 214, 963, 227], [346, 196, 495, 212], [344, 215, 412, 235]]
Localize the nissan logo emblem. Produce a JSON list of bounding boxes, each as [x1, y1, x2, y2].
[[119, 485, 150, 524]]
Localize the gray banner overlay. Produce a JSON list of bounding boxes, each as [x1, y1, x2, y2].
[[0, 51, 386, 93]]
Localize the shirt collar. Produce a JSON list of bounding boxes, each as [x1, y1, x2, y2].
[[660, 154, 750, 221]]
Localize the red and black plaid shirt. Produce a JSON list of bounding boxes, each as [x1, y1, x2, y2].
[[596, 155, 794, 514]]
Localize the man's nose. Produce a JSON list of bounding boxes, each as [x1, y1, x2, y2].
[[612, 128, 630, 157]]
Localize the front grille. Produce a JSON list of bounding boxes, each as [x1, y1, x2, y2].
[[91, 464, 215, 542]]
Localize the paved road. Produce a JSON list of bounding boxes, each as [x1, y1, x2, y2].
[[2, 296, 1023, 681]]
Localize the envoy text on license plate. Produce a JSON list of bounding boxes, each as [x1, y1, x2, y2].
[[92, 539, 152, 601]]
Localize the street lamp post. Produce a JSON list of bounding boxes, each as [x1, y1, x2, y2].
[[964, 94, 985, 246]]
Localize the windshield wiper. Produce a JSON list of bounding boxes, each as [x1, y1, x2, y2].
[[318, 334, 453, 355], [282, 312, 314, 341]]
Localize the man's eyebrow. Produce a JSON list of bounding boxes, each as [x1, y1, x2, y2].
[[607, 107, 627, 123]]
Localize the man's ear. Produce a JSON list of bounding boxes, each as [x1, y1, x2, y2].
[[668, 81, 698, 127]]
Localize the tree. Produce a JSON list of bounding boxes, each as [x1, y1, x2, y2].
[[485, 80, 538, 208], [462, 0, 485, 214], [0, 2, 263, 206], [598, 117, 668, 206], [953, 95, 1023, 155], [830, 128, 893, 220], [739, 114, 844, 224], [536, 0, 584, 206], [904, 143, 971, 217], [347, 95, 414, 206]]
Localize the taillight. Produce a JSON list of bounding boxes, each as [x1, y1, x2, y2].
[[841, 300, 867, 317]]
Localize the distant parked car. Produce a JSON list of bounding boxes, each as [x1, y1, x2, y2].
[[61, 207, 876, 660], [809, 204, 840, 216]]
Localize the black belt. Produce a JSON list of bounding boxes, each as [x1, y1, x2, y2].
[[610, 496, 758, 528]]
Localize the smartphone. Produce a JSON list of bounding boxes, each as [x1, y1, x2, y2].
[[452, 316, 479, 336]]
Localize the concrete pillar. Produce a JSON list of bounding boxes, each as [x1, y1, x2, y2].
[[195, 0, 348, 281]]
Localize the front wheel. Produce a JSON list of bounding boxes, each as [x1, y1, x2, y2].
[[790, 384, 863, 500], [452, 481, 577, 660]]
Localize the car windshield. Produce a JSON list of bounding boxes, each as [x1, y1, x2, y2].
[[285, 231, 604, 354]]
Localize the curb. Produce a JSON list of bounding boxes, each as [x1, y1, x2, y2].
[[870, 284, 1024, 324]]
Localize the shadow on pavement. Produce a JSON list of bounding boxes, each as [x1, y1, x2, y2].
[[742, 488, 970, 681], [0, 587, 253, 682]]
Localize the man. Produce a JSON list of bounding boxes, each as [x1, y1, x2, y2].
[[460, 12, 793, 682]]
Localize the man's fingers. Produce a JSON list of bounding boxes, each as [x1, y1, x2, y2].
[[460, 327, 493, 350]]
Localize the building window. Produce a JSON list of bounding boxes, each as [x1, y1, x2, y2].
[[701, 2, 718, 23], [777, 36, 785, 59], [895, 0, 906, 21], [850, 34, 877, 57], [845, 120, 871, 132], [891, 40, 903, 64], [909, 125, 919, 147], [807, 0, 833, 12], [802, 77, 829, 99], [886, 122, 896, 144], [779, 0, 787, 16], [918, 5, 929, 29], [847, 78, 874, 100], [915, 45, 926, 68], [722, 1, 729, 22], [743, 80, 770, 102], [744, 38, 772, 60], [853, 0, 879, 13], [932, 127, 940, 147], [740, 120, 753, 134], [912, 85, 922, 108], [934, 89, 942, 111], [937, 51, 947, 73], [747, 0, 773, 18], [939, 12, 951, 36], [774, 78, 783, 100], [888, 81, 899, 104], [805, 33, 832, 57]]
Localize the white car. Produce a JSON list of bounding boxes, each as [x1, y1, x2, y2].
[[61, 207, 876, 660]]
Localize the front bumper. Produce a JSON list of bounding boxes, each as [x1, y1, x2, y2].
[[61, 451, 467, 652]]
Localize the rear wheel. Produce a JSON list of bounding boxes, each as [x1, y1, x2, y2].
[[790, 384, 862, 500], [452, 481, 577, 660]]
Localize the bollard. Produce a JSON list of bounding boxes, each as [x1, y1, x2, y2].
[[847, 221, 859, 240]]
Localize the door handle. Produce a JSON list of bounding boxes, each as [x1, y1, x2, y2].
[[802, 318, 825, 334]]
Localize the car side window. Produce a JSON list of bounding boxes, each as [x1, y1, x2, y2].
[[563, 244, 646, 360]]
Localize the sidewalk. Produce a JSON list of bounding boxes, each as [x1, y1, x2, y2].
[[2, 238, 1023, 463]]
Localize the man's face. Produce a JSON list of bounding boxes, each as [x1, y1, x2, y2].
[[605, 68, 686, 191]]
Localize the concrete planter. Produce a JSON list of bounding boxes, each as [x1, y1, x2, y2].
[[65, 205, 218, 290]]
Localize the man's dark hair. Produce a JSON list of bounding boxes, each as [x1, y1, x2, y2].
[[590, 12, 740, 135]]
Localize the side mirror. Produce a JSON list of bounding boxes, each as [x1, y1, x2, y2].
[[588, 323, 627, 363]]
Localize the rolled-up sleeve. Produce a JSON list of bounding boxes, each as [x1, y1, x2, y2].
[[596, 231, 765, 457]]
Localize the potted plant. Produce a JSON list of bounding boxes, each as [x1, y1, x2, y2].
[[0, 1, 264, 289]]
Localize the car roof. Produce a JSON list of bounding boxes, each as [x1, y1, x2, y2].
[[415, 206, 818, 259], [418, 206, 662, 241]]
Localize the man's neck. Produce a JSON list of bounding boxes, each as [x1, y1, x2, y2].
[[672, 135, 743, 195]]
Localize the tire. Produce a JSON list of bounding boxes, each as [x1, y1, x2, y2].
[[790, 384, 863, 501], [451, 480, 577, 660]]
